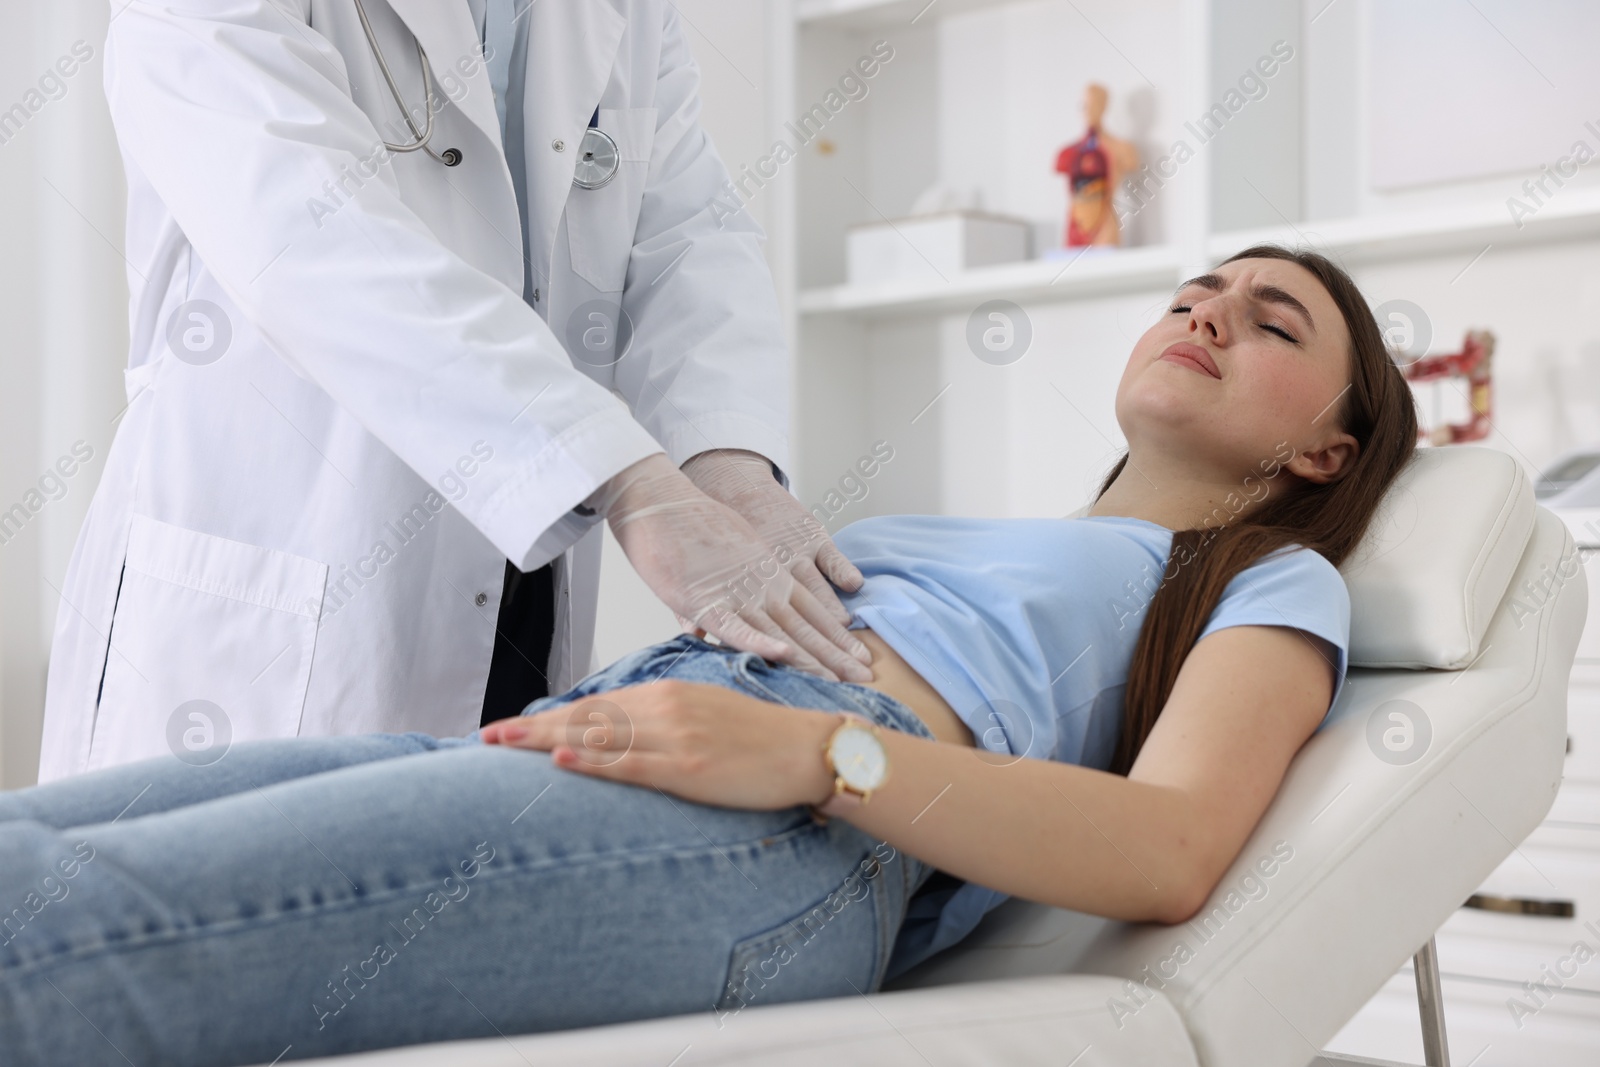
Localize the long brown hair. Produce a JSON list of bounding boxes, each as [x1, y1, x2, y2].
[[1101, 244, 1418, 776]]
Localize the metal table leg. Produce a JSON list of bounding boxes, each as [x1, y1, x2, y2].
[[1412, 935, 1451, 1067]]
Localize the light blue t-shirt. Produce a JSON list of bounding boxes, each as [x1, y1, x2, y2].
[[830, 514, 1351, 980]]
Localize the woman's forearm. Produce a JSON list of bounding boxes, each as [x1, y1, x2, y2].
[[489, 680, 1208, 923], [813, 724, 1206, 924]]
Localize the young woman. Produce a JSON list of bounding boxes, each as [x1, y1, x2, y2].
[[0, 245, 1416, 1066]]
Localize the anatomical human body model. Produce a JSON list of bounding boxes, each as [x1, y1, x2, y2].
[[1055, 83, 1140, 247]]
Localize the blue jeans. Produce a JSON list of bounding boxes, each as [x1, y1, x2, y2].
[[0, 635, 937, 1066]]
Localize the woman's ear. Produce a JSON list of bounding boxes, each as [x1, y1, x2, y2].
[[1286, 432, 1359, 484]]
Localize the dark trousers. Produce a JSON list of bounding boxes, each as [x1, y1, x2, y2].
[[479, 559, 556, 727]]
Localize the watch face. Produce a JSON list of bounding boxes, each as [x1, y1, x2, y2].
[[832, 725, 887, 792]]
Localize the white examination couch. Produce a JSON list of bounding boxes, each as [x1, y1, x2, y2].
[[267, 445, 1587, 1067]]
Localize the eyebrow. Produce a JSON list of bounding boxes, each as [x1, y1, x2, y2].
[[1175, 272, 1317, 336]]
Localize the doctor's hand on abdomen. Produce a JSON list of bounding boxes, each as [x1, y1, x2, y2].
[[584, 454, 875, 684], [680, 448, 868, 628]]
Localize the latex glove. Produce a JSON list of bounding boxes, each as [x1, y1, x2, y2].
[[680, 449, 866, 629], [587, 454, 874, 683]]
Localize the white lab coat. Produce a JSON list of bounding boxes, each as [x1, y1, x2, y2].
[[37, 0, 789, 782]]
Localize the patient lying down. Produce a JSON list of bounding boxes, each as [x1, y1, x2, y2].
[[0, 244, 1417, 1066]]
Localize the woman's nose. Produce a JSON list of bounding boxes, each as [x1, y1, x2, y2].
[[1190, 299, 1229, 343]]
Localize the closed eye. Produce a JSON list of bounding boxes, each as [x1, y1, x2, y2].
[[1169, 305, 1300, 345]]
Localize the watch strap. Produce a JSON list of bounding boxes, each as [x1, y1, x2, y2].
[[815, 786, 864, 818]]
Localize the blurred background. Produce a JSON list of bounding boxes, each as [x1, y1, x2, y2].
[[1, 1, 1598, 1057]]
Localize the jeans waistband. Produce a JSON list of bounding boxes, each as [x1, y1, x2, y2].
[[648, 634, 938, 743], [522, 633, 939, 756]]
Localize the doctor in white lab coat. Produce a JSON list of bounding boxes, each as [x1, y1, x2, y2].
[[37, 0, 873, 782]]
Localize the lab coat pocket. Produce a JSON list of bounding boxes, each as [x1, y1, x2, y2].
[[87, 515, 329, 772], [565, 107, 657, 292]]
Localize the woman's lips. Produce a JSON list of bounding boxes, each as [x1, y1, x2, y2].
[[1159, 342, 1221, 378]]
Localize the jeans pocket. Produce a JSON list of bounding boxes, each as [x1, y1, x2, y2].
[[713, 842, 899, 1019]]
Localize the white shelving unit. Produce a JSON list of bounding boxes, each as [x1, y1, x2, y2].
[[1208, 185, 1600, 269], [772, 0, 1213, 520], [771, 0, 1600, 516], [796, 242, 1182, 318], [796, 187, 1600, 321], [764, 0, 1600, 1063]]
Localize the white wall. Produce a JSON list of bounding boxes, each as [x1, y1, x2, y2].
[[1307, 0, 1600, 220], [0, 3, 125, 790]]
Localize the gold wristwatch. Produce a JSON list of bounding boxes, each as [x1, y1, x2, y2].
[[808, 712, 890, 825]]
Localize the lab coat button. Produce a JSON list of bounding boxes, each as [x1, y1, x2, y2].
[[475, 592, 488, 606], [533, 288, 540, 302], [552, 139, 565, 152]]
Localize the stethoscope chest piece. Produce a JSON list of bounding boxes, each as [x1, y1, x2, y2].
[[572, 127, 619, 189]]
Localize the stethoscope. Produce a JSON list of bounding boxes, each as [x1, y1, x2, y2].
[[352, 0, 619, 188]]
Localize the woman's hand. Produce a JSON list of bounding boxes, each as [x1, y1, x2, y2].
[[479, 681, 840, 811]]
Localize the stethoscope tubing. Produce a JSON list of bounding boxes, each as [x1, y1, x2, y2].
[[353, 0, 461, 165], [351, 0, 617, 185]]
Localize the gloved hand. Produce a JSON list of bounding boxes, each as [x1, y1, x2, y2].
[[680, 449, 866, 629], [586, 453, 874, 683]]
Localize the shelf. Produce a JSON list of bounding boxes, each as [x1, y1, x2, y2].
[[1208, 187, 1600, 268], [797, 188, 1600, 320], [796, 243, 1181, 319], [795, 0, 1020, 31]]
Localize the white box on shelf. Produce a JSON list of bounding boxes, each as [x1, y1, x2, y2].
[[845, 211, 1031, 286]]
